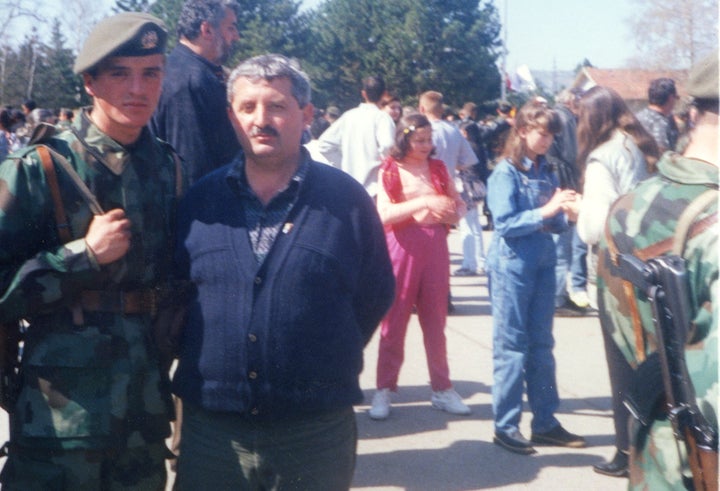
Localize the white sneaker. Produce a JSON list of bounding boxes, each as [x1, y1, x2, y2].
[[569, 290, 591, 309], [368, 389, 391, 420], [431, 388, 471, 415]]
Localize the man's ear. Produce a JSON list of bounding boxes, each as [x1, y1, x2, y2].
[[302, 103, 315, 126], [82, 73, 96, 97], [199, 20, 214, 40]]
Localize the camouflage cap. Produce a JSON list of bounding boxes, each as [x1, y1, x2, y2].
[[686, 49, 719, 101], [74, 12, 167, 75]]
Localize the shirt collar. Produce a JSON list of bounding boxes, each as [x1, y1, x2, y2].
[[74, 108, 155, 175], [659, 152, 719, 187], [175, 43, 226, 81], [226, 147, 311, 201]]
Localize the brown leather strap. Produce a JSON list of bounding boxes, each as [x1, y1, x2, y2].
[[79, 290, 158, 316], [37, 145, 72, 244], [604, 201, 647, 362], [605, 189, 718, 363], [635, 212, 718, 261]]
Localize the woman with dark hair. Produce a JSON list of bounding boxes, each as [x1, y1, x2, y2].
[[573, 85, 659, 478], [368, 113, 471, 420], [486, 100, 585, 455], [576, 86, 659, 246]]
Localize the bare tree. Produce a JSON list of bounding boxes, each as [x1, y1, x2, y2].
[[626, 0, 718, 69], [0, 0, 46, 41], [56, 0, 108, 53], [0, 1, 47, 105]]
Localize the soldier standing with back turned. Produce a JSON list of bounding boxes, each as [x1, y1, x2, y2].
[[596, 50, 718, 490], [0, 13, 184, 489]]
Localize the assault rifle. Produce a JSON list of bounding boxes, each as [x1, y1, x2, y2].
[[615, 253, 718, 491]]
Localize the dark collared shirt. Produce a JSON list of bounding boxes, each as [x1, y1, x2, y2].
[[229, 158, 309, 265]]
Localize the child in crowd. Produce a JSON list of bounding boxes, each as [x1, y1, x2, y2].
[[486, 101, 585, 454], [369, 113, 471, 420]]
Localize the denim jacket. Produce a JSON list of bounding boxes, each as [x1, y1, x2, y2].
[[486, 156, 568, 269]]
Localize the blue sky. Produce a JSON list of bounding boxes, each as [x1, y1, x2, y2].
[[53, 0, 639, 72], [301, 0, 639, 72], [495, 0, 638, 71]]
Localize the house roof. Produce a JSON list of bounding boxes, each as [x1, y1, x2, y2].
[[573, 67, 689, 100]]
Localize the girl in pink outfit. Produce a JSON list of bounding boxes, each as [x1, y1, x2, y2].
[[369, 113, 471, 420]]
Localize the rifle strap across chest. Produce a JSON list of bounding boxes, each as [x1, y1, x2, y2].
[[37, 146, 73, 244], [36, 144, 105, 326]]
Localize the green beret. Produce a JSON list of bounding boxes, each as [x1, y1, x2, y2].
[[687, 49, 719, 101], [74, 12, 167, 75]]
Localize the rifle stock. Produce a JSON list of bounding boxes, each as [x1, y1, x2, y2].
[[614, 254, 718, 490]]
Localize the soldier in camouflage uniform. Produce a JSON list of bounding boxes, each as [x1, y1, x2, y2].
[[0, 13, 184, 490], [596, 51, 718, 490]]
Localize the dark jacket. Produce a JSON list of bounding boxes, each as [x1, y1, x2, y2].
[[150, 43, 240, 184], [173, 152, 395, 418], [546, 104, 580, 191]]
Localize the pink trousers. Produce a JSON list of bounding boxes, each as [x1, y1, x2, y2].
[[376, 223, 452, 391]]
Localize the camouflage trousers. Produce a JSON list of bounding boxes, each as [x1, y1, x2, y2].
[[0, 441, 169, 490]]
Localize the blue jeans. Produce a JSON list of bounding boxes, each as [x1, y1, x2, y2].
[[460, 205, 485, 271], [489, 234, 560, 435], [553, 224, 588, 307]]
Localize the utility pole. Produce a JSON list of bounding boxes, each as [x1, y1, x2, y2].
[[500, 0, 507, 101]]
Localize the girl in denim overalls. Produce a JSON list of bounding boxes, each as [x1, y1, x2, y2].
[[487, 101, 586, 454]]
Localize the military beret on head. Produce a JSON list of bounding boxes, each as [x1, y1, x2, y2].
[[686, 49, 719, 101], [74, 12, 167, 75]]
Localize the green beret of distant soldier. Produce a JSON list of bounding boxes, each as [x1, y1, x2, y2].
[[74, 12, 167, 75], [686, 49, 719, 101]]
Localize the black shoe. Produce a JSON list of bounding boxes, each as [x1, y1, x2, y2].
[[554, 300, 590, 317], [493, 430, 537, 455], [531, 425, 586, 448], [593, 450, 629, 477]]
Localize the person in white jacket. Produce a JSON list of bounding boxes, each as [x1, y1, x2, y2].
[[317, 75, 395, 196], [572, 85, 659, 478]]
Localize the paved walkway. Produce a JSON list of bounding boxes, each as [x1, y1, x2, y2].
[[351, 229, 627, 490], [0, 230, 628, 490]]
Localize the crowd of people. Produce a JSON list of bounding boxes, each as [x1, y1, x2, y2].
[[0, 0, 716, 490]]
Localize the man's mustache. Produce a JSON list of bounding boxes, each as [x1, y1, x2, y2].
[[249, 126, 279, 137]]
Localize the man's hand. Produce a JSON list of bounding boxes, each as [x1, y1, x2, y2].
[[85, 209, 132, 265]]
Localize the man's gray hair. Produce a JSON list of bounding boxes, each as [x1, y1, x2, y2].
[[227, 54, 312, 108]]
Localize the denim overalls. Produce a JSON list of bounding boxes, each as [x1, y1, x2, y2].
[[486, 156, 568, 436]]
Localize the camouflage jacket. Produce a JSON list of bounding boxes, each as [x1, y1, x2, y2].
[[597, 152, 718, 490], [0, 109, 184, 450]]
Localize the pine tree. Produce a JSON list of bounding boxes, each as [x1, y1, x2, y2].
[[35, 19, 88, 109], [114, 0, 153, 13], [305, 0, 502, 110]]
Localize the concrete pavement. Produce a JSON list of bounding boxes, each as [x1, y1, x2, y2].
[[351, 229, 627, 490], [0, 229, 628, 490]]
